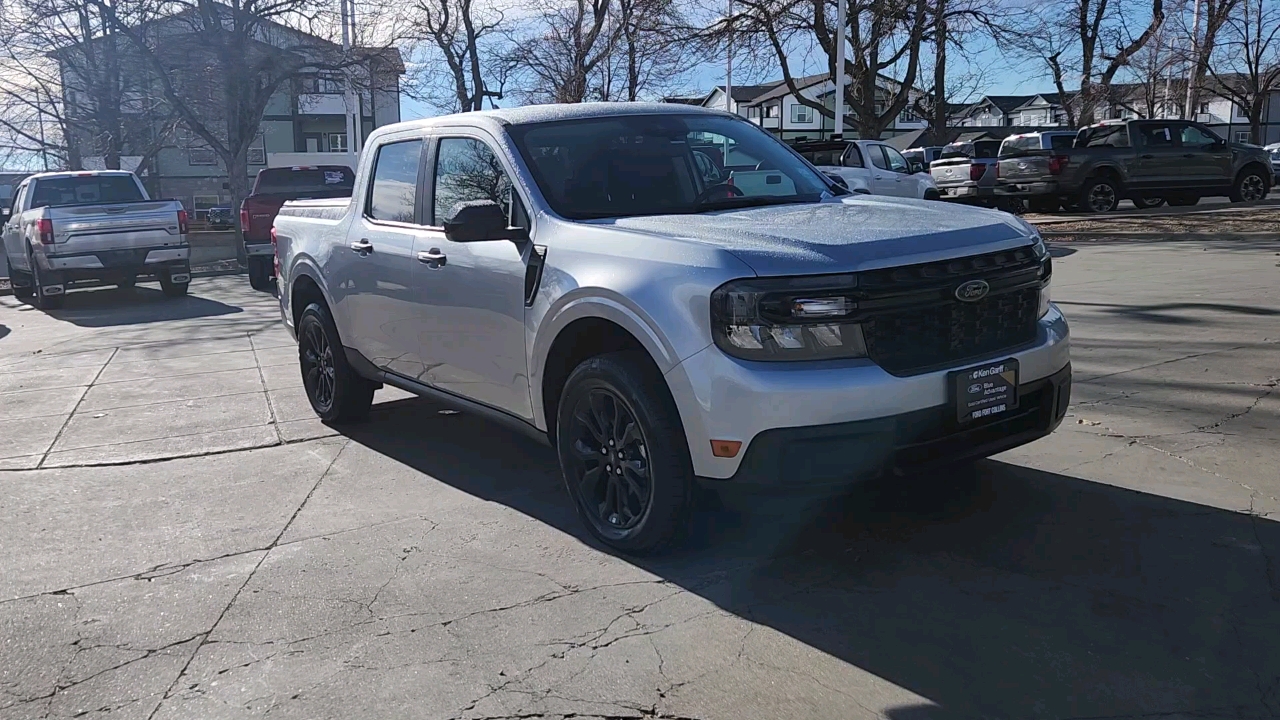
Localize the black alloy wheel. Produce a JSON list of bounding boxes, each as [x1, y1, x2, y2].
[[30, 254, 63, 309], [556, 352, 694, 554], [566, 387, 653, 533], [301, 318, 337, 413], [295, 302, 374, 423]]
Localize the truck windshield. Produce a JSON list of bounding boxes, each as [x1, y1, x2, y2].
[[252, 167, 355, 198], [29, 175, 144, 209], [508, 114, 833, 219]]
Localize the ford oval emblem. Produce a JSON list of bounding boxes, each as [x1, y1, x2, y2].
[[955, 279, 990, 302], [968, 383, 984, 394]]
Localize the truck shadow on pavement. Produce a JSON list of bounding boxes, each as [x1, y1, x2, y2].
[[346, 396, 1280, 719], [28, 286, 242, 327]]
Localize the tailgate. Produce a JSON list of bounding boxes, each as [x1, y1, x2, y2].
[[998, 153, 1055, 183], [931, 158, 974, 186], [47, 202, 183, 251]]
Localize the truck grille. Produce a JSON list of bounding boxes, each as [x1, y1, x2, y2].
[[859, 247, 1046, 377]]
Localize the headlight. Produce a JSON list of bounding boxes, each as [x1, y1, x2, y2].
[[710, 275, 868, 361], [1039, 275, 1052, 318]]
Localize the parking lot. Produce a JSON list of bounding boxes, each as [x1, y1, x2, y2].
[[2, 232, 1279, 718]]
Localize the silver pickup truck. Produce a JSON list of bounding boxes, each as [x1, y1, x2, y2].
[[273, 103, 1071, 554], [2, 171, 190, 309]]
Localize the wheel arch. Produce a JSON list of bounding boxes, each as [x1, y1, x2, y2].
[[288, 265, 335, 334], [1236, 161, 1272, 185], [533, 297, 683, 440]]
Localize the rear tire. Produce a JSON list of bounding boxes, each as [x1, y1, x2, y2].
[[1132, 197, 1166, 209], [1080, 177, 1120, 213], [297, 302, 375, 424], [248, 256, 273, 292], [1230, 168, 1269, 203], [1028, 197, 1060, 213], [30, 256, 63, 310], [556, 352, 694, 555], [3, 255, 30, 299], [159, 271, 188, 297], [923, 189, 941, 201]]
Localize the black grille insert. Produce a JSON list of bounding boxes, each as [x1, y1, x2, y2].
[[860, 248, 1046, 376]]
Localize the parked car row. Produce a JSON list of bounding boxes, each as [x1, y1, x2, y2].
[[994, 119, 1273, 213], [272, 103, 1071, 554]]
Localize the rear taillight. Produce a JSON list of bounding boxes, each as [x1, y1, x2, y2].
[[240, 206, 250, 232], [37, 218, 54, 244], [995, 163, 1001, 179], [271, 226, 280, 275], [1048, 155, 1068, 175], [177, 209, 189, 234], [970, 164, 984, 182]]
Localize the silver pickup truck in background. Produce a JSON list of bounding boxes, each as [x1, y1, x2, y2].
[[1, 171, 190, 309]]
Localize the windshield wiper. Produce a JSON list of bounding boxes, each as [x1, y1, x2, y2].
[[691, 195, 817, 212]]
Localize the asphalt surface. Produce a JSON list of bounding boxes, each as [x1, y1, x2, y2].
[[1, 237, 1279, 719]]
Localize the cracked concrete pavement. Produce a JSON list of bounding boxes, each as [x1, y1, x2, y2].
[[1, 239, 1279, 720]]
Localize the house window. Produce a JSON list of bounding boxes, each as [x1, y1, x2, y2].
[[1236, 131, 1252, 143], [328, 133, 349, 153], [248, 147, 266, 165], [192, 194, 221, 220], [899, 108, 918, 123], [1198, 102, 1211, 114], [1234, 103, 1248, 118], [763, 104, 779, 119], [790, 104, 813, 123], [301, 74, 343, 94], [747, 106, 760, 118], [188, 148, 216, 166]]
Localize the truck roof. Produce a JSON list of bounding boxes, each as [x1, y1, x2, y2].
[[367, 103, 733, 146], [24, 170, 137, 181]]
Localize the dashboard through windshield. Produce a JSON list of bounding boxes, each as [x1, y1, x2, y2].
[[508, 114, 834, 220]]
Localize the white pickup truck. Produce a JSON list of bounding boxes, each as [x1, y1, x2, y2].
[[2, 171, 191, 309]]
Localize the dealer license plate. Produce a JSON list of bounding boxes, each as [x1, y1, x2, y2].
[[953, 359, 1019, 423]]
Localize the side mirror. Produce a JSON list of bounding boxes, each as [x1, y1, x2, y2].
[[443, 200, 521, 243], [909, 162, 924, 174], [824, 173, 849, 189]]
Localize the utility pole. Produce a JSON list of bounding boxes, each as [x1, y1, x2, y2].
[[834, 0, 846, 139], [724, 0, 733, 114], [341, 0, 359, 165]]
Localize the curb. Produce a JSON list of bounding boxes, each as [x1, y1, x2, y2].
[[1043, 231, 1280, 242]]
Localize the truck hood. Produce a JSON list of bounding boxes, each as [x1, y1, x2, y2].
[[598, 196, 1035, 276]]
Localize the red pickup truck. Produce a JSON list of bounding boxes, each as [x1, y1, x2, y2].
[[240, 165, 354, 290]]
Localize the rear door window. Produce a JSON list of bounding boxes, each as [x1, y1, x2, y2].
[[253, 167, 355, 198], [1138, 123, 1176, 147], [29, 175, 144, 209], [868, 147, 889, 170], [366, 140, 423, 224], [1050, 134, 1075, 150], [844, 145, 864, 168]]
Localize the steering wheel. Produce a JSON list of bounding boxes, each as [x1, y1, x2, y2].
[[754, 161, 776, 171], [695, 183, 745, 203]]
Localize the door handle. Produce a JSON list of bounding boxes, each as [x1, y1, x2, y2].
[[417, 249, 447, 267], [1140, 153, 1154, 159], [350, 238, 373, 253]]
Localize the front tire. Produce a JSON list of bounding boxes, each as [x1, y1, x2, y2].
[[556, 352, 694, 554], [1231, 169, 1269, 203], [248, 256, 273, 292], [1080, 177, 1120, 213], [4, 255, 32, 299], [297, 302, 375, 423]]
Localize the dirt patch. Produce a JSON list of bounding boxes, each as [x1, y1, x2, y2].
[[1038, 208, 1280, 235]]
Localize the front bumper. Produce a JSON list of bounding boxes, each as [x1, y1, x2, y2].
[[665, 306, 1070, 482]]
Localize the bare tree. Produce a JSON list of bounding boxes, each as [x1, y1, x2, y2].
[[88, 0, 400, 260], [722, 0, 930, 138], [999, 0, 1166, 125], [508, 0, 618, 103], [0, 0, 177, 172], [1205, 0, 1280, 142], [410, 0, 504, 111], [1171, 0, 1238, 119]]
